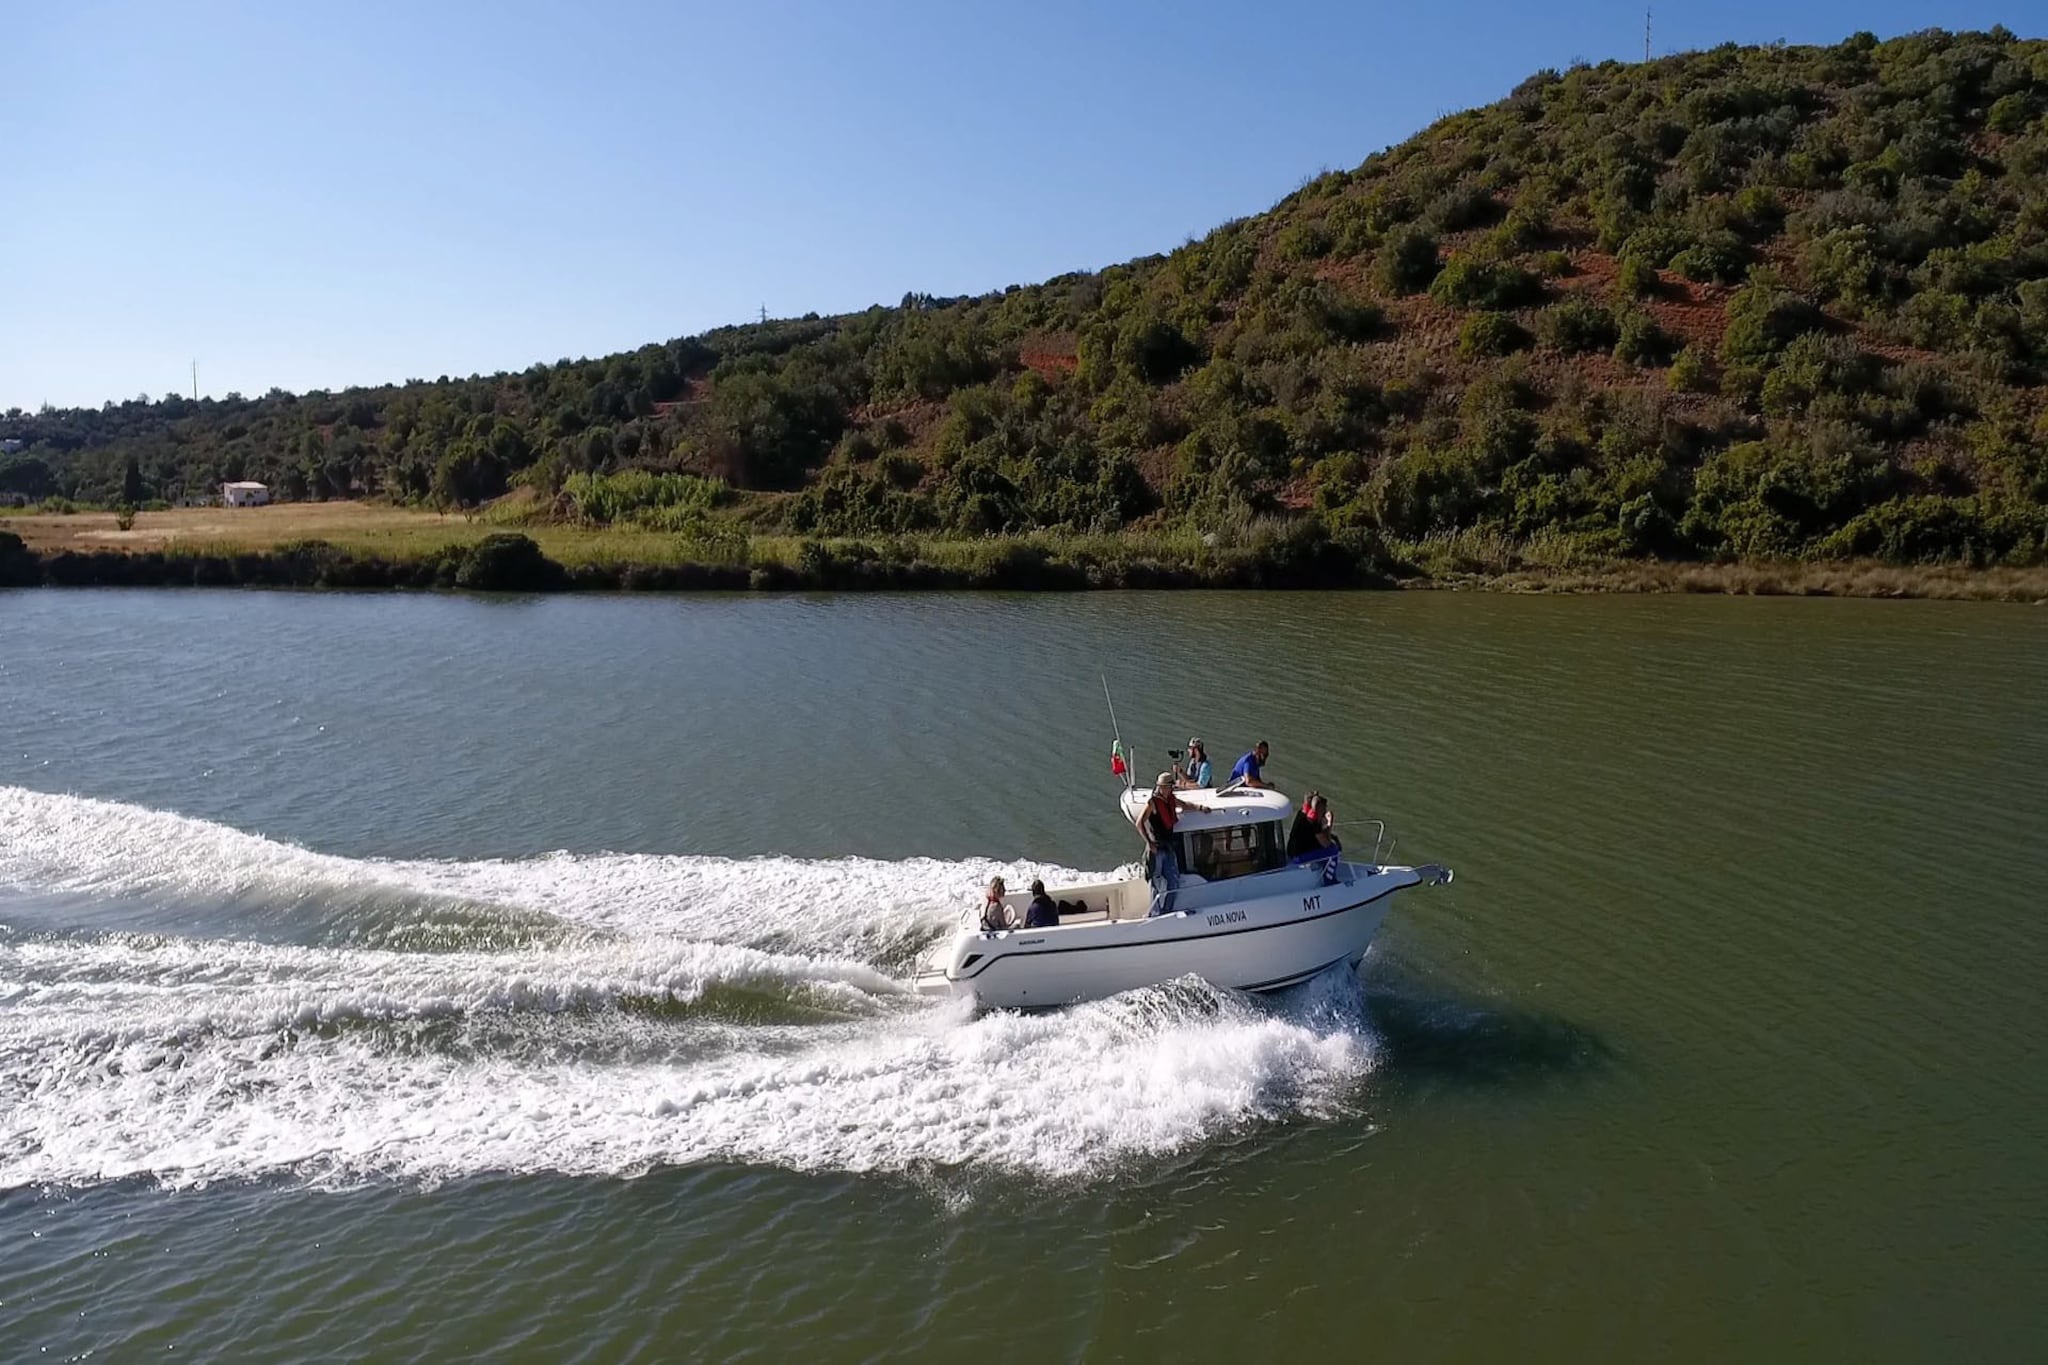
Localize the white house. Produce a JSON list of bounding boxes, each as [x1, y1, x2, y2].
[[221, 480, 271, 507]]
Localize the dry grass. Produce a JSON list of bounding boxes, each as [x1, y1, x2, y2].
[[3, 502, 735, 571], [2, 503, 471, 554]]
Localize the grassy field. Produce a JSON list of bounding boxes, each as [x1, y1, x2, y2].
[[2, 503, 732, 569], [6, 501, 2046, 600], [2, 503, 470, 554]]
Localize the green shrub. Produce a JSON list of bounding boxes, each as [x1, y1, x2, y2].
[[1759, 334, 1878, 415], [1487, 201, 1551, 253], [1619, 224, 1693, 269], [1616, 257, 1661, 298], [1459, 312, 1531, 358], [1423, 180, 1500, 233], [1728, 186, 1786, 240], [456, 533, 562, 591], [1667, 346, 1716, 392], [1618, 493, 1680, 555], [1277, 220, 1334, 262], [1115, 318, 1202, 384], [1816, 496, 2001, 564], [1371, 447, 1493, 534], [1614, 311, 1677, 367], [1802, 226, 1892, 312], [1537, 250, 1573, 277], [1539, 298, 1619, 353], [1430, 255, 1543, 310], [1723, 279, 1825, 364], [1670, 231, 1750, 284], [1682, 436, 1891, 557], [1986, 94, 2033, 134], [874, 449, 923, 490], [1375, 227, 1441, 294], [1721, 362, 1766, 406]]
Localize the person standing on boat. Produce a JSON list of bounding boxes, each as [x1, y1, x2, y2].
[[981, 876, 1014, 931], [1230, 741, 1272, 789], [1143, 773, 1213, 916], [1176, 738, 1213, 789]]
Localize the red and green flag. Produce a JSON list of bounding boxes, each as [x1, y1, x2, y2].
[[1110, 739, 1127, 777]]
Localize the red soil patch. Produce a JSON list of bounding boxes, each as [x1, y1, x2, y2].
[[1644, 275, 1735, 351], [1017, 331, 1079, 379], [652, 377, 712, 417]]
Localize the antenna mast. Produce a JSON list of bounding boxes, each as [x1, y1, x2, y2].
[[1644, 6, 1652, 61], [191, 360, 198, 401]]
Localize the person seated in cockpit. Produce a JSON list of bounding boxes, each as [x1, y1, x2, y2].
[[1022, 879, 1060, 928]]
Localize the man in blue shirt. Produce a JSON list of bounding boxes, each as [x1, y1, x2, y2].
[[1230, 740, 1271, 788]]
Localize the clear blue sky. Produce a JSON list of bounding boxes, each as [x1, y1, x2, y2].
[[3, 0, 2029, 410]]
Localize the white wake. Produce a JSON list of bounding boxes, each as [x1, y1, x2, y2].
[[0, 786, 1378, 1189]]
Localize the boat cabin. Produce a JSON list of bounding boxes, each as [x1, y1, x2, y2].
[[1119, 785, 1295, 885], [970, 785, 1318, 931]]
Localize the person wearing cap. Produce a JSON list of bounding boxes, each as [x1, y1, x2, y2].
[[1176, 738, 1213, 789], [1230, 740, 1272, 789], [1141, 772, 1214, 916], [1022, 878, 1060, 928]]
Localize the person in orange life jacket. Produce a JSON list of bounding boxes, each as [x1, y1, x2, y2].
[[1142, 772, 1214, 916], [1022, 879, 1060, 929], [981, 876, 1014, 931]]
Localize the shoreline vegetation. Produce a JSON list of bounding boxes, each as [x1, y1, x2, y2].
[[3, 505, 2041, 601], [7, 32, 2048, 594]]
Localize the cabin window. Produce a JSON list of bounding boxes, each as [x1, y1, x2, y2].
[[1180, 822, 1285, 883]]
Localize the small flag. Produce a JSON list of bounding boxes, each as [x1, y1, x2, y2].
[[1110, 739, 1127, 777]]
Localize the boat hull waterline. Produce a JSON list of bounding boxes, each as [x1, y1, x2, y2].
[[915, 860, 1450, 1010]]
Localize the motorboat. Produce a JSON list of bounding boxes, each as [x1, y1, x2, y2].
[[914, 783, 1451, 1010]]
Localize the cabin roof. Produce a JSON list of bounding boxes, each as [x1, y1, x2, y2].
[[1118, 784, 1293, 833]]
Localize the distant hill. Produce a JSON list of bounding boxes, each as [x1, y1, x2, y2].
[[7, 27, 2048, 568]]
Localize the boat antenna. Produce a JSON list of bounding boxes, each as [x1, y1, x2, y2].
[[1101, 674, 1134, 791]]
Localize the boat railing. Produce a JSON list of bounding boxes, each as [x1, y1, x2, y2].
[[1329, 818, 1387, 866]]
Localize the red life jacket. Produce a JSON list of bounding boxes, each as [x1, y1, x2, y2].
[[1143, 795, 1177, 844]]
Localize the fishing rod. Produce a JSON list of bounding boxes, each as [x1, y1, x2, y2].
[[1101, 674, 1135, 791]]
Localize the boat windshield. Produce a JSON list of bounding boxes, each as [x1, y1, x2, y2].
[[1181, 821, 1286, 883]]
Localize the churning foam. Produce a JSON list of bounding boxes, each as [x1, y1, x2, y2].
[[0, 786, 1378, 1190]]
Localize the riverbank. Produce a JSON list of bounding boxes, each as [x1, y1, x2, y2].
[[3, 506, 2044, 601]]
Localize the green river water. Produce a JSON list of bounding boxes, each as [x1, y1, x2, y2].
[[1, 589, 2043, 1360]]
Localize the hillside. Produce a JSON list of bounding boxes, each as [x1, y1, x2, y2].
[[7, 27, 2048, 572]]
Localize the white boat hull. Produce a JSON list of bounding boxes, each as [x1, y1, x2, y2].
[[915, 860, 1446, 1010]]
